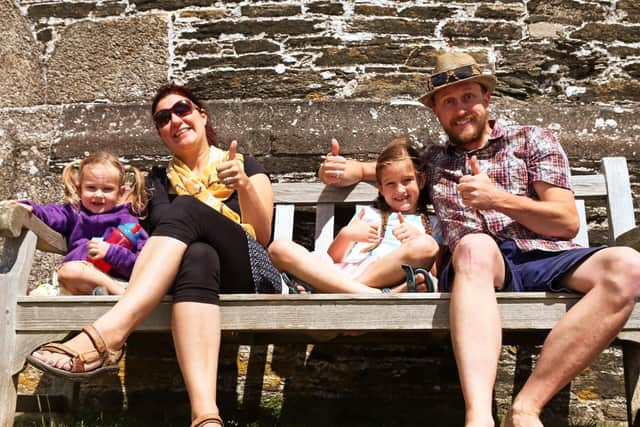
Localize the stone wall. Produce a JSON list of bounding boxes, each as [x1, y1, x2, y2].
[[2, 0, 640, 425]]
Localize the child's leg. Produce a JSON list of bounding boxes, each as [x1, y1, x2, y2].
[[56, 261, 126, 295], [268, 239, 381, 294], [356, 234, 439, 287]]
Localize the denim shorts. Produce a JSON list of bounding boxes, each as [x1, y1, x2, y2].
[[438, 239, 605, 292]]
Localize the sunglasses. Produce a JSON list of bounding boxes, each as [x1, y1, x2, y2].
[[427, 65, 481, 92], [153, 99, 200, 128]]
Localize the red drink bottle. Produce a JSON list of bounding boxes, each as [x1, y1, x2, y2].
[[87, 223, 142, 273]]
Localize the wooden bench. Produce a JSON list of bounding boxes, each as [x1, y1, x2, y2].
[[1, 156, 639, 426]]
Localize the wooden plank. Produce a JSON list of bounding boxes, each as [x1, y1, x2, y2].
[[314, 203, 335, 253], [16, 293, 640, 333], [573, 199, 589, 247], [273, 204, 294, 241], [0, 206, 67, 255], [273, 177, 606, 204], [272, 182, 378, 204], [602, 157, 637, 242], [0, 231, 38, 427], [570, 174, 607, 198]]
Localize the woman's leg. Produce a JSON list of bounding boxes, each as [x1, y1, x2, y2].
[[269, 239, 381, 293], [56, 261, 126, 295], [30, 235, 188, 370]]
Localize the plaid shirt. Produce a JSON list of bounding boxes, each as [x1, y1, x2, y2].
[[424, 119, 579, 252]]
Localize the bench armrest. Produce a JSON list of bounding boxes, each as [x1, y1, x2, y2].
[[0, 205, 67, 254], [615, 226, 640, 251]]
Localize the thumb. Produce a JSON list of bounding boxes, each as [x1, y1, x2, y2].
[[331, 138, 340, 156], [228, 140, 238, 160], [397, 212, 405, 223], [357, 208, 366, 220], [470, 155, 482, 175]]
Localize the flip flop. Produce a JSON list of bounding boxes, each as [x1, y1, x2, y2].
[[401, 264, 436, 293], [190, 413, 224, 427], [281, 272, 314, 294], [26, 325, 123, 381]]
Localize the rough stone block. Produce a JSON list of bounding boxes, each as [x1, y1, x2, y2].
[[349, 18, 437, 36], [443, 20, 523, 40], [234, 39, 281, 54], [399, 6, 455, 20], [0, 0, 46, 107], [619, 0, 640, 23], [47, 15, 169, 103], [306, 2, 344, 16], [527, 0, 607, 25], [475, 4, 525, 21], [193, 19, 323, 39], [571, 23, 640, 43], [241, 4, 301, 18]]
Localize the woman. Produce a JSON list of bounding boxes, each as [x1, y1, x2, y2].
[[27, 83, 282, 427]]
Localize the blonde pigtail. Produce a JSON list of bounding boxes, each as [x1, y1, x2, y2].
[[61, 160, 82, 207], [121, 165, 148, 217], [420, 210, 432, 236]]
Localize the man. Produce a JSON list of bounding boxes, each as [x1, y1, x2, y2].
[[318, 51, 640, 427]]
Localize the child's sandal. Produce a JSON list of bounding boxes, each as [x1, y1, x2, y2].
[[26, 324, 123, 381], [401, 264, 436, 293]]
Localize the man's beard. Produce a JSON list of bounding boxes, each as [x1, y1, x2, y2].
[[445, 113, 487, 149]]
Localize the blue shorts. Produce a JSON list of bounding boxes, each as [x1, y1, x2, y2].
[[438, 239, 605, 292]]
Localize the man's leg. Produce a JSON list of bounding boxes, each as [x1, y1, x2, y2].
[[449, 234, 506, 427], [504, 246, 640, 427]]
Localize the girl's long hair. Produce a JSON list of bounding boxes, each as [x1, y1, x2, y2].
[[362, 137, 431, 253]]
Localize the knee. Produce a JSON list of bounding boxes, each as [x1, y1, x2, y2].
[[404, 235, 439, 265], [183, 242, 219, 267], [268, 239, 295, 267], [451, 233, 501, 276], [600, 247, 640, 302], [56, 262, 84, 284]]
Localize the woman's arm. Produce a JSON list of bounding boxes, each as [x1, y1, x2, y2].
[[237, 173, 274, 246]]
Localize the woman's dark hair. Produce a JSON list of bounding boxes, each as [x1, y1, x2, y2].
[[151, 83, 218, 147]]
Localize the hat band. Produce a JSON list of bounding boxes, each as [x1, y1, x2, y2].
[[427, 64, 482, 92]]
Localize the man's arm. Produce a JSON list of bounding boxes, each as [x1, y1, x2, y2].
[[458, 156, 580, 239], [318, 138, 376, 186]]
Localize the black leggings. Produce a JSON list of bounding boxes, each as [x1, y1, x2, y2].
[[154, 196, 255, 304]]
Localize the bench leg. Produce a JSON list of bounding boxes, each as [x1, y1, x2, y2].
[[623, 340, 640, 426], [0, 372, 17, 427]]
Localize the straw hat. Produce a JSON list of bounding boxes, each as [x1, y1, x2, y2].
[[418, 51, 497, 107]]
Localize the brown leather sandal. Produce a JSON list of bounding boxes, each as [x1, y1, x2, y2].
[[26, 325, 123, 381], [190, 413, 224, 427]]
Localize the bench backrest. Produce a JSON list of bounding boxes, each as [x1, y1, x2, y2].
[[272, 157, 637, 253], [1, 157, 634, 255]]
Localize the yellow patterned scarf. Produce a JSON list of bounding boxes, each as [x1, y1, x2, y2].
[[167, 146, 256, 238]]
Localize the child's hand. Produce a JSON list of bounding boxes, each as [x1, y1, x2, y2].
[[343, 208, 380, 243], [87, 239, 110, 260], [393, 212, 423, 243], [216, 140, 249, 190], [0, 200, 33, 212]]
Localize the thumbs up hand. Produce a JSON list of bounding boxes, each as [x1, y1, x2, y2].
[[393, 211, 423, 243], [217, 140, 248, 190], [319, 138, 347, 185], [343, 208, 380, 243], [457, 155, 497, 209]]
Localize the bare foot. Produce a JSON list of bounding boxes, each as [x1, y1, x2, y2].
[[392, 272, 429, 293], [31, 331, 97, 371]]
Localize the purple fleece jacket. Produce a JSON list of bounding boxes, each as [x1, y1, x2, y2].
[[21, 202, 149, 280]]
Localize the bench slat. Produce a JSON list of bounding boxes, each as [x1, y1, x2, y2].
[[602, 157, 637, 241]]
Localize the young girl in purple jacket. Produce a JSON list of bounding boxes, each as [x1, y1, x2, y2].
[[0, 151, 149, 295]]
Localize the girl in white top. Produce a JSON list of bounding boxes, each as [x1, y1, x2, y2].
[[269, 137, 440, 293]]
